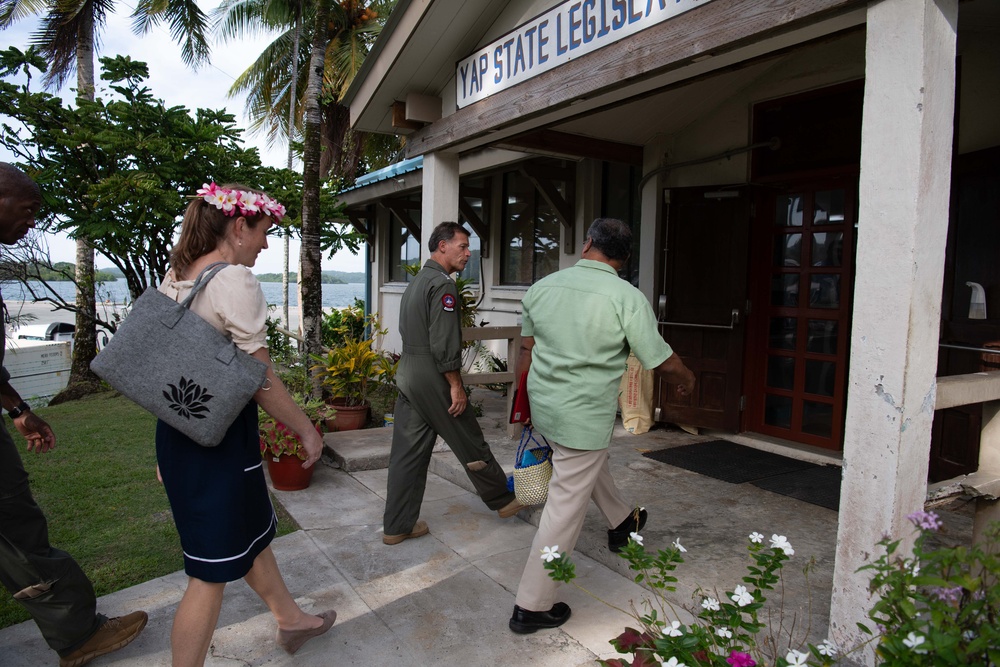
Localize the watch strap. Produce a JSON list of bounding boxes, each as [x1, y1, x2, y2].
[[8, 401, 30, 419]]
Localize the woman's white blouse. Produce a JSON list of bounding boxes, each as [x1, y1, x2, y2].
[[158, 264, 268, 355]]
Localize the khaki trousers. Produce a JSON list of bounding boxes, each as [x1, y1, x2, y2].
[[514, 440, 634, 611]]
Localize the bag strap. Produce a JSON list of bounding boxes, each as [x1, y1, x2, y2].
[[516, 425, 553, 464], [179, 262, 229, 309]]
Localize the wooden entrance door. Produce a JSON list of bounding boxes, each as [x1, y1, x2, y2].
[[745, 179, 857, 450], [657, 187, 750, 431]]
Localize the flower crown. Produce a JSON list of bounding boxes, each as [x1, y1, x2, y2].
[[195, 182, 286, 222]]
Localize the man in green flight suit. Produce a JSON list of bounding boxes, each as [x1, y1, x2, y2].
[[382, 222, 523, 544]]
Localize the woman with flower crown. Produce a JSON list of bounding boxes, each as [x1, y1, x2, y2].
[[156, 183, 335, 666]]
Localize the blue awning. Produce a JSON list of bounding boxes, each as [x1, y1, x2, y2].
[[348, 156, 424, 190]]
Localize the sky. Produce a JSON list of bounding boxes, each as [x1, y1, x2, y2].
[[1, 4, 368, 275]]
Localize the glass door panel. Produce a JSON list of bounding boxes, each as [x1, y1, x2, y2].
[[747, 182, 855, 449]]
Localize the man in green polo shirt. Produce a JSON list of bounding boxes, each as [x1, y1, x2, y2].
[[509, 217, 695, 634]]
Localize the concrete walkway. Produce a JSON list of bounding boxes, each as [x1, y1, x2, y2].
[[0, 390, 973, 666]]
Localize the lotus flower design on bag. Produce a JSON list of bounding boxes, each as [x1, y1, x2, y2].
[[164, 377, 213, 420]]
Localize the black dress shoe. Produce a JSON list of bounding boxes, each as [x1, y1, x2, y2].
[[508, 602, 572, 634], [608, 507, 647, 552]]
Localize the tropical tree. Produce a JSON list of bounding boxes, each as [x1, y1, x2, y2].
[[0, 0, 210, 395], [213, 0, 306, 326], [214, 0, 398, 395], [2, 0, 105, 390], [0, 51, 264, 325], [218, 0, 397, 177]]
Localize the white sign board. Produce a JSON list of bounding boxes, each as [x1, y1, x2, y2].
[[456, 0, 713, 109]]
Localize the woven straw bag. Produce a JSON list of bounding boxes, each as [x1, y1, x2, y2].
[[513, 426, 553, 506]]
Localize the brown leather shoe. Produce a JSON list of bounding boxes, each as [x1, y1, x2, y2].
[[497, 498, 526, 518], [59, 610, 148, 667], [383, 519, 430, 545]]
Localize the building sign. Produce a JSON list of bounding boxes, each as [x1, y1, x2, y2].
[[456, 0, 713, 109]]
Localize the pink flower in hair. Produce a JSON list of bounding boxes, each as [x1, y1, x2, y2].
[[241, 191, 262, 215], [219, 189, 240, 214], [196, 182, 217, 198], [191, 183, 286, 221]]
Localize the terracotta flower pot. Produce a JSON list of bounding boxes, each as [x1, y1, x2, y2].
[[265, 453, 315, 491], [326, 402, 370, 432]]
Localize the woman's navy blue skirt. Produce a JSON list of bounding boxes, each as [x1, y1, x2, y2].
[[156, 401, 275, 583]]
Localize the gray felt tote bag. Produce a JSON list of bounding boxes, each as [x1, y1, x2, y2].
[[91, 262, 268, 447]]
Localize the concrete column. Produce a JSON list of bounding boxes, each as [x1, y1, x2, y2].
[[421, 151, 460, 261], [828, 0, 957, 663]]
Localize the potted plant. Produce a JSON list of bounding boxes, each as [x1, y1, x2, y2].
[[259, 395, 331, 490], [311, 339, 395, 431]]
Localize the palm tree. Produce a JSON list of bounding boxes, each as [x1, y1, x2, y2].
[[214, 0, 305, 326], [219, 0, 396, 180], [2, 1, 105, 395], [1, 0, 209, 397], [2, 0, 210, 397], [215, 0, 398, 395], [300, 0, 328, 396]]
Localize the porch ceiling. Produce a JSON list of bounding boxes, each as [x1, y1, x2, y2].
[[547, 60, 775, 146]]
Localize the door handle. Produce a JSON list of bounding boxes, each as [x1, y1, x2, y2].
[[659, 309, 741, 330]]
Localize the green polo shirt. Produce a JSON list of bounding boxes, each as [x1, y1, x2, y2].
[[521, 259, 673, 450]]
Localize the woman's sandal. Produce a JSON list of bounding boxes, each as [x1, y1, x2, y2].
[[276, 610, 337, 654]]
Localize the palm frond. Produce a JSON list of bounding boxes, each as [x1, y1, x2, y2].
[[0, 0, 50, 28], [212, 0, 297, 41], [130, 0, 210, 67]]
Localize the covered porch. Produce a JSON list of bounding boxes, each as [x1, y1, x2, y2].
[[337, 0, 1000, 661]]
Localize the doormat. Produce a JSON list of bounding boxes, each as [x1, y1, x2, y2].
[[750, 464, 842, 512], [642, 440, 816, 484], [642, 440, 840, 511]]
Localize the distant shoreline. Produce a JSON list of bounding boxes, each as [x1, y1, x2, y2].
[[3, 299, 314, 331]]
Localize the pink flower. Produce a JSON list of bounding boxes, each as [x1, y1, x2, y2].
[[191, 184, 286, 221], [727, 651, 756, 667], [196, 182, 218, 198], [907, 510, 942, 531]]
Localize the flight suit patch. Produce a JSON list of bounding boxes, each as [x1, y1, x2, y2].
[[442, 294, 456, 312]]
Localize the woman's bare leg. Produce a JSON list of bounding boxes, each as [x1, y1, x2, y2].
[[243, 546, 324, 631], [171, 578, 225, 667]]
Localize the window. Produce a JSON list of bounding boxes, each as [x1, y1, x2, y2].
[[458, 177, 488, 285], [387, 206, 421, 283], [500, 160, 574, 285], [601, 162, 641, 285], [456, 228, 481, 284]]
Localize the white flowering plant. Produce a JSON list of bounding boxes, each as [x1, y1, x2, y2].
[[543, 530, 837, 666], [857, 512, 999, 665]]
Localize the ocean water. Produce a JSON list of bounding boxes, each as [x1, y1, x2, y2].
[[0, 280, 367, 309]]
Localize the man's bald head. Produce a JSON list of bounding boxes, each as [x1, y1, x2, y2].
[[0, 163, 42, 245]]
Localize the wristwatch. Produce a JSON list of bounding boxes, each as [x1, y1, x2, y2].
[[8, 401, 30, 419]]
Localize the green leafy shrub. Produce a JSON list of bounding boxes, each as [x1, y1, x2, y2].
[[859, 512, 999, 666], [542, 513, 1000, 666], [321, 298, 369, 349]]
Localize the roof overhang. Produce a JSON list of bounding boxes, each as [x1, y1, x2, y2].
[[346, 0, 869, 156], [344, 0, 510, 137]]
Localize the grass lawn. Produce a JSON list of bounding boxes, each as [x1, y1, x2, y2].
[[0, 391, 299, 630]]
